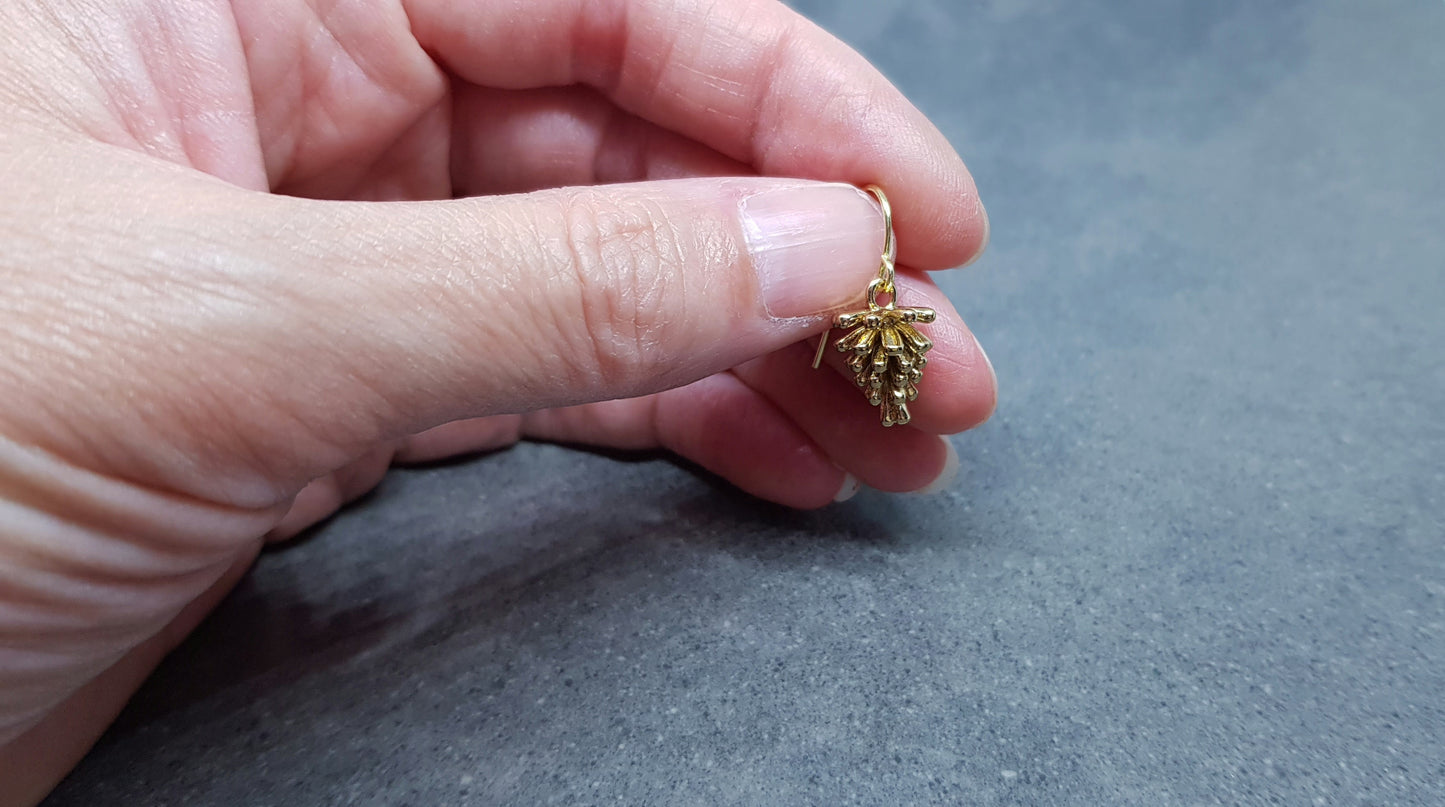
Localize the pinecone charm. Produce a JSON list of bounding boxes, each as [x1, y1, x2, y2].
[[834, 302, 937, 426], [808, 185, 937, 427]]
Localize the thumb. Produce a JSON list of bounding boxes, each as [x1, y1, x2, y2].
[[286, 177, 886, 410], [245, 178, 884, 490], [24, 176, 887, 505]]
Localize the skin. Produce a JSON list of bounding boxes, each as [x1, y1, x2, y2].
[[0, 0, 993, 802]]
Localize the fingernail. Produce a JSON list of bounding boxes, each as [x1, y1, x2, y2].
[[977, 338, 998, 420], [740, 183, 884, 318], [833, 472, 862, 502], [917, 438, 960, 495]]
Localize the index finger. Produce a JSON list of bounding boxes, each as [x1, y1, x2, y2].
[[405, 0, 986, 270]]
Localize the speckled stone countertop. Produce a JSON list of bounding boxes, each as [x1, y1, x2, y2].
[[47, 1, 1445, 804]]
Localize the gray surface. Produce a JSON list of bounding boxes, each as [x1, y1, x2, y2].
[[47, 1, 1445, 804]]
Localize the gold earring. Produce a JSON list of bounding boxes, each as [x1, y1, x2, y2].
[[811, 184, 937, 427]]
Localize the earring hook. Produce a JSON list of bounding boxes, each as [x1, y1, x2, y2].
[[864, 184, 896, 270], [812, 184, 898, 369]]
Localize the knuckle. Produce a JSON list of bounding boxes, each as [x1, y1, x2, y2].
[[550, 192, 690, 392]]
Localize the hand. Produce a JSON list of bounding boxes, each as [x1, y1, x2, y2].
[[0, 0, 992, 800]]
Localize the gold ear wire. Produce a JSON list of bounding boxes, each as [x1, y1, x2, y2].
[[811, 323, 832, 370], [868, 184, 897, 269], [811, 184, 896, 370], [809, 185, 936, 427]]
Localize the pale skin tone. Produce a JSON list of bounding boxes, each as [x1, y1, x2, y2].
[[0, 0, 994, 802]]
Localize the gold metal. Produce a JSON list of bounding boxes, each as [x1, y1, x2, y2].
[[811, 184, 936, 427]]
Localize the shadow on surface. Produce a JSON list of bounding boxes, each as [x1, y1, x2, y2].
[[109, 445, 991, 738]]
